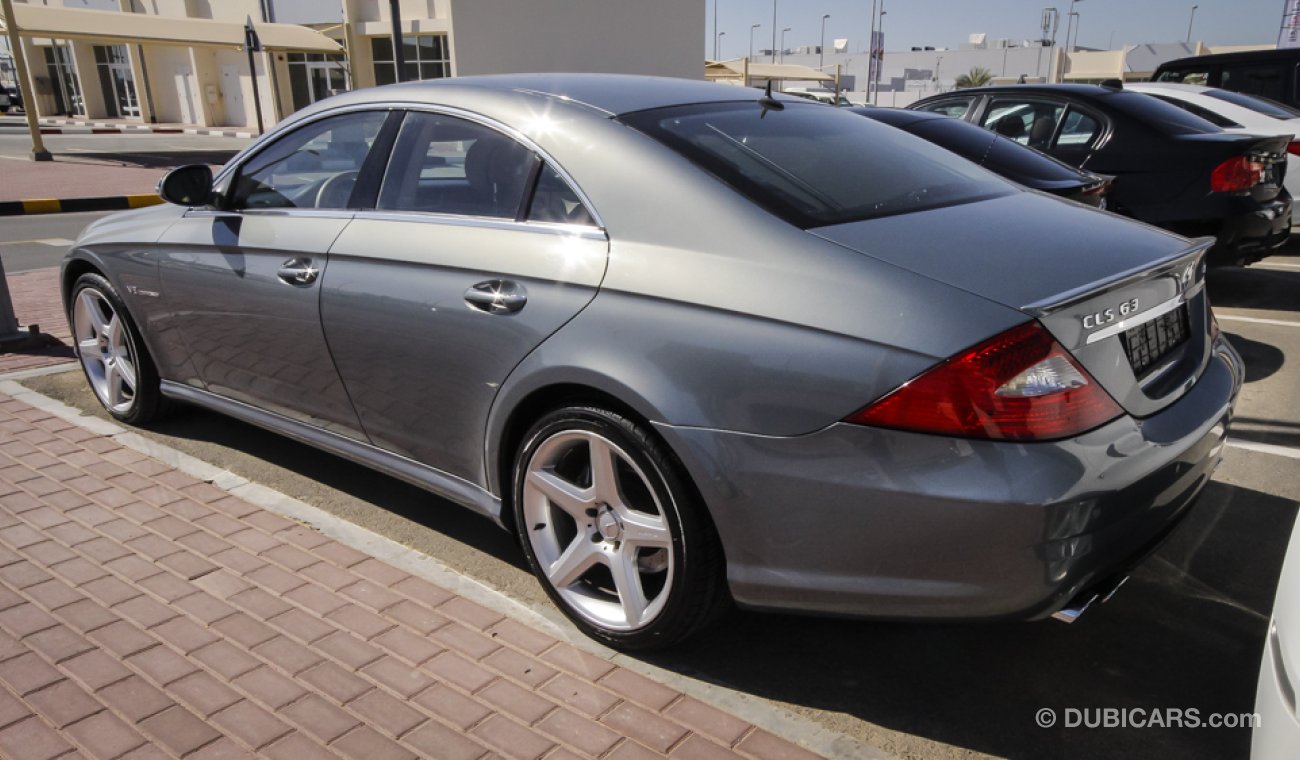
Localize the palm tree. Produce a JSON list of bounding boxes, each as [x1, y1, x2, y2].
[[954, 66, 994, 89]]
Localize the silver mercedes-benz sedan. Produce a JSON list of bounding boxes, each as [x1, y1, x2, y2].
[[62, 74, 1243, 649]]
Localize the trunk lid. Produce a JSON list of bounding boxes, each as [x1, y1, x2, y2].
[[811, 192, 1214, 418]]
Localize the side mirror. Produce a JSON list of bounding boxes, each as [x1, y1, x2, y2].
[[158, 164, 214, 206]]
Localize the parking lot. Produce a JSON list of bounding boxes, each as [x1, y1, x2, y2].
[[7, 200, 1297, 758]]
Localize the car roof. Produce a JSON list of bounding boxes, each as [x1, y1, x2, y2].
[[936, 83, 1122, 97], [316, 74, 771, 118], [1125, 82, 1213, 94], [1156, 48, 1300, 69]]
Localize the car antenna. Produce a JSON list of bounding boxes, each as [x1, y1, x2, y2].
[[759, 79, 784, 118]]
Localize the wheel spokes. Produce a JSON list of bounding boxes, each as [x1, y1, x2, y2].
[[617, 508, 672, 548], [527, 468, 593, 520], [587, 436, 622, 504], [608, 548, 649, 627], [547, 537, 601, 588], [78, 291, 107, 335]]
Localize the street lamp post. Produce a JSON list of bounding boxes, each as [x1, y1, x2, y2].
[[771, 0, 778, 63], [874, 8, 887, 104], [750, 23, 761, 60], [1069, 11, 1080, 51], [717, 31, 726, 60], [1186, 4, 1199, 43], [1064, 0, 1084, 51], [713, 0, 719, 59], [868, 0, 879, 100], [781, 27, 791, 64], [820, 14, 830, 69]]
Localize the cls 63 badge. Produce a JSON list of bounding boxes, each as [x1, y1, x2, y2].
[[1082, 297, 1140, 330]]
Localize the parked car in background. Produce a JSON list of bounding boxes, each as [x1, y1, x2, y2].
[[854, 106, 1113, 208], [1126, 82, 1300, 199], [784, 86, 852, 106], [0, 85, 18, 113], [1153, 48, 1300, 110], [1252, 512, 1300, 759], [911, 83, 1292, 265], [63, 74, 1243, 649]]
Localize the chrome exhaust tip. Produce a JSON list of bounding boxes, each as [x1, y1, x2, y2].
[[1051, 575, 1129, 624]]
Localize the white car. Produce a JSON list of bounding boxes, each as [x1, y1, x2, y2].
[[1127, 82, 1300, 199], [1252, 512, 1300, 759]]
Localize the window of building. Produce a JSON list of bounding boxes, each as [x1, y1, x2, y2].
[[371, 35, 450, 86], [287, 53, 350, 112], [93, 44, 139, 120]]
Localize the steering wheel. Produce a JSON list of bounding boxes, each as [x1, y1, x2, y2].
[[315, 170, 359, 209]]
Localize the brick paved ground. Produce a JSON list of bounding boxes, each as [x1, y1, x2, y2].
[[1, 268, 75, 375], [0, 160, 166, 204], [0, 387, 825, 759]]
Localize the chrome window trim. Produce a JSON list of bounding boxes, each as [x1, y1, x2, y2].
[[183, 208, 357, 221], [214, 100, 607, 231], [349, 209, 607, 241]]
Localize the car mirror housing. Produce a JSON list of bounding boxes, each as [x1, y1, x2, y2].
[[158, 164, 215, 207]]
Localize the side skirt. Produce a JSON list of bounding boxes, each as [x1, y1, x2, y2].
[[159, 381, 505, 526]]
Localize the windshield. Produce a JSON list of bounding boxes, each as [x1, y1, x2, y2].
[[1204, 88, 1300, 120], [619, 101, 1012, 228]]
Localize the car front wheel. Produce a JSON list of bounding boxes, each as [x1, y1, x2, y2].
[[512, 406, 726, 650], [69, 272, 164, 425]]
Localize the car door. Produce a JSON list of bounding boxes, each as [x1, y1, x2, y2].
[[154, 109, 394, 439], [320, 109, 608, 485]]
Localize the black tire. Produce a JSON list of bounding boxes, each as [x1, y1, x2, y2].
[[512, 405, 727, 650], [68, 272, 165, 425]]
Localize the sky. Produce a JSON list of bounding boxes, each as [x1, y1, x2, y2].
[[706, 0, 1291, 57]]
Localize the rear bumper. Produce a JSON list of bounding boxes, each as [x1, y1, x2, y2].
[[658, 335, 1244, 620], [1199, 195, 1292, 266]]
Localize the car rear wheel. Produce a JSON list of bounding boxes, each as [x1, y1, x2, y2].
[[70, 273, 164, 425], [513, 406, 726, 650]]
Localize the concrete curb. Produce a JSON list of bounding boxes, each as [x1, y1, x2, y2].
[[0, 368, 894, 760], [33, 118, 254, 138], [0, 193, 162, 216]]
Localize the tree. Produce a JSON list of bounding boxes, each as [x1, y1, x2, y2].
[[954, 66, 994, 89]]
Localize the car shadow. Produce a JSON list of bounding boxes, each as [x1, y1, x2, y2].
[[1208, 264, 1299, 314], [1224, 332, 1286, 383], [634, 481, 1297, 760]]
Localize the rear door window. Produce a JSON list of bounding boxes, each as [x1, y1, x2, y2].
[[980, 98, 1064, 150], [1155, 67, 1213, 86], [378, 111, 539, 219], [915, 97, 975, 118]]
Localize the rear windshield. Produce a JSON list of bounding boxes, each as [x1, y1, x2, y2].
[[1147, 93, 1243, 128], [1204, 88, 1300, 120], [619, 101, 1011, 228], [1103, 90, 1223, 135]]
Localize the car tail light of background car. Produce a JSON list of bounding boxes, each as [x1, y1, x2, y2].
[[1287, 140, 1300, 158], [846, 321, 1122, 441], [1211, 156, 1267, 193]]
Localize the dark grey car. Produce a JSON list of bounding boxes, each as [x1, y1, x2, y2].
[[63, 75, 1243, 649]]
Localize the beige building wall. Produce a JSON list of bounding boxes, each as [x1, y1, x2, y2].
[[446, 0, 702, 79]]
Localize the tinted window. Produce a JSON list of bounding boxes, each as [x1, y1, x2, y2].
[[1203, 88, 1300, 119], [1146, 93, 1243, 128], [378, 112, 539, 218], [229, 110, 386, 210], [1102, 90, 1222, 135], [981, 99, 1063, 149], [1222, 64, 1286, 103], [916, 97, 974, 118], [527, 164, 596, 226], [908, 119, 1086, 184], [620, 101, 1011, 229], [1155, 68, 1212, 86], [1058, 109, 1101, 146]]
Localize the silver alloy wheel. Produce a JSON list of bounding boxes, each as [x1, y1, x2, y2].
[[73, 287, 138, 415], [522, 429, 675, 631]]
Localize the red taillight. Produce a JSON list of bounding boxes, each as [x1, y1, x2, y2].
[[1081, 181, 1110, 196], [1211, 156, 1266, 193], [845, 321, 1122, 441], [1287, 141, 1300, 157]]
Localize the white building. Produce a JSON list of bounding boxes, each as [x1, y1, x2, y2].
[[0, 0, 703, 129]]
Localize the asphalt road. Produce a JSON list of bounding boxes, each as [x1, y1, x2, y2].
[[6, 210, 1300, 760], [0, 211, 114, 273]]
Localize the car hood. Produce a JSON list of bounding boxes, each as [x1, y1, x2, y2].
[[809, 190, 1194, 311]]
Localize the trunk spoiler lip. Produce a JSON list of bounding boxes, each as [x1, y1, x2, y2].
[[1021, 236, 1213, 317]]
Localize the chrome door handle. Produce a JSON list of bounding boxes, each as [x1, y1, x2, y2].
[[277, 258, 319, 285], [464, 280, 527, 314]]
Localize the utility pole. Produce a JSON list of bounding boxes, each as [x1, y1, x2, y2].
[[389, 0, 405, 81], [717, 31, 726, 59], [243, 16, 265, 135], [780, 27, 791, 64], [0, 0, 51, 161], [713, 0, 719, 59], [868, 0, 879, 105], [750, 23, 761, 60], [1186, 5, 1199, 43]]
